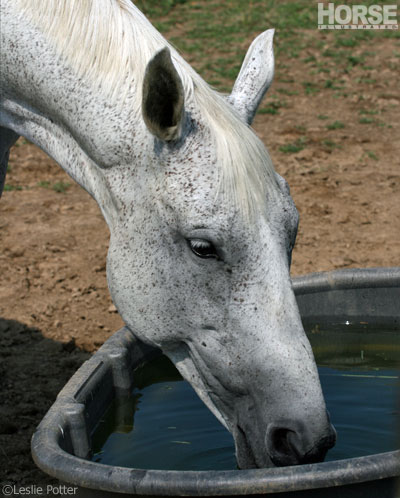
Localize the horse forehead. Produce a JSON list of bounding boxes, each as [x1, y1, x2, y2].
[[156, 169, 294, 238], [157, 140, 218, 203]]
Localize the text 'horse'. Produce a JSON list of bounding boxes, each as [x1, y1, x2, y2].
[[0, 0, 335, 468]]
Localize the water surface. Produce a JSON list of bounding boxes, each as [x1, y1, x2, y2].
[[92, 323, 400, 470]]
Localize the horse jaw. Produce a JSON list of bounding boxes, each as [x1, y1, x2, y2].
[[164, 345, 231, 431]]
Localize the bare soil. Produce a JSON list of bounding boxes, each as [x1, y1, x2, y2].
[[0, 33, 399, 495]]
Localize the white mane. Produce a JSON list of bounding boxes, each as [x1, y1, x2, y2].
[[16, 0, 277, 216]]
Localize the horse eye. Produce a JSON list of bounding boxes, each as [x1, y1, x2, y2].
[[187, 238, 219, 259]]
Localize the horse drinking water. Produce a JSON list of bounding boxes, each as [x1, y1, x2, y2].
[[0, 0, 336, 468]]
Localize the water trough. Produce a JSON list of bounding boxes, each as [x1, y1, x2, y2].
[[31, 267, 400, 497]]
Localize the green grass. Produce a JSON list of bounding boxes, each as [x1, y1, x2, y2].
[[335, 37, 358, 48], [326, 120, 345, 130], [279, 137, 307, 154], [276, 87, 298, 96], [359, 109, 379, 116], [347, 55, 364, 67], [37, 180, 51, 188], [322, 139, 340, 149], [324, 79, 344, 90], [302, 81, 319, 95], [355, 77, 377, 85], [52, 181, 71, 193], [303, 55, 316, 64], [131, 1, 320, 87], [135, 0, 187, 18], [366, 150, 378, 161], [315, 66, 330, 74], [37, 180, 71, 193], [259, 97, 286, 115], [259, 106, 279, 115], [278, 77, 295, 83], [130, 0, 399, 91], [359, 117, 375, 124], [4, 184, 23, 191]]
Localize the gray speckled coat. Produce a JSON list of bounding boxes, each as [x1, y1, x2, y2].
[[0, 0, 335, 469]]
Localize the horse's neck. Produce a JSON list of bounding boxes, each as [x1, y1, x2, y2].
[[0, 0, 142, 219]]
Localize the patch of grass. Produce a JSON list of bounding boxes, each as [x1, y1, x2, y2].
[[37, 180, 51, 188], [130, 0, 398, 95], [303, 55, 316, 64], [37, 180, 71, 193], [326, 120, 345, 130], [335, 36, 358, 48], [315, 66, 330, 74], [302, 81, 319, 95], [259, 106, 279, 115], [324, 79, 343, 90], [317, 114, 329, 120], [259, 97, 286, 115], [322, 48, 335, 58], [130, 1, 320, 86], [272, 2, 315, 30], [322, 139, 340, 149], [4, 184, 23, 191], [355, 77, 377, 85], [276, 88, 298, 96], [347, 55, 364, 66], [333, 91, 348, 99], [359, 117, 375, 124], [208, 79, 223, 87], [279, 137, 307, 154], [322, 48, 348, 64], [278, 77, 295, 84], [359, 109, 379, 116], [366, 150, 378, 161], [135, 0, 187, 17], [52, 181, 71, 193]]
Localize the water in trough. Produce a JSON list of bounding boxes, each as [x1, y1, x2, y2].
[[91, 322, 400, 470]]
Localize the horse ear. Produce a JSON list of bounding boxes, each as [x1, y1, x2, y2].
[[228, 29, 275, 125], [142, 47, 184, 142]]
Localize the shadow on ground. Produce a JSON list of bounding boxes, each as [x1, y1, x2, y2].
[[0, 318, 90, 490]]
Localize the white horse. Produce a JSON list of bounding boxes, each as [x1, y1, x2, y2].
[[0, 0, 335, 468]]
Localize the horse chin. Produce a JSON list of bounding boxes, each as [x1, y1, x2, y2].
[[233, 425, 273, 469]]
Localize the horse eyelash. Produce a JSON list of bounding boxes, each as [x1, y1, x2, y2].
[[190, 239, 212, 249]]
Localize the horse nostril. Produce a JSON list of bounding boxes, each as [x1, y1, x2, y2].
[[272, 428, 293, 456], [265, 421, 336, 467], [265, 426, 300, 466]]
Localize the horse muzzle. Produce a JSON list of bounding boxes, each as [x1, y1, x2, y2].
[[265, 416, 337, 467], [234, 414, 336, 469]]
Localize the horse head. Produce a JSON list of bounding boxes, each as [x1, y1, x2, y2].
[[105, 31, 336, 468]]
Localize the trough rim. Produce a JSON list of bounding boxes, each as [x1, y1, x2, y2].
[[292, 266, 400, 295], [31, 267, 400, 496]]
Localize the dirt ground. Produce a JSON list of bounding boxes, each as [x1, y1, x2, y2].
[[0, 28, 399, 495]]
